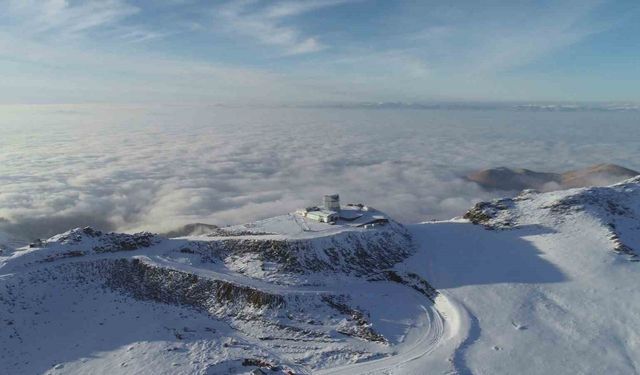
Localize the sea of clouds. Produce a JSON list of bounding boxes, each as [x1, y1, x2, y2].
[[1, 104, 639, 242]]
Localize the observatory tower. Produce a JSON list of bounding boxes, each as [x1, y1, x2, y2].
[[323, 194, 340, 211]]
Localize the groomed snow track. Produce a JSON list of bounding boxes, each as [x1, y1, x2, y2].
[[315, 293, 467, 375]]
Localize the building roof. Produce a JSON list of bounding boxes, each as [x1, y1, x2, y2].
[[306, 210, 338, 218]]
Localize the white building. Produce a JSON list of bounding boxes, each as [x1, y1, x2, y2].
[[296, 195, 341, 224], [305, 210, 338, 223]]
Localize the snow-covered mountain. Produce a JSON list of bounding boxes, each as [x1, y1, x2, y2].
[[404, 176, 640, 374], [0, 207, 429, 375], [2, 180, 640, 374]]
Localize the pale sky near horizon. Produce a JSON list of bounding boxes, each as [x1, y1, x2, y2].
[[0, 0, 639, 104]]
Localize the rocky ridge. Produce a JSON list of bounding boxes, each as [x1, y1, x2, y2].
[[465, 176, 640, 261]]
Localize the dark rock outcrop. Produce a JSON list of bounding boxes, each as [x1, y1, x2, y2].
[[47, 227, 160, 253], [218, 228, 413, 277], [369, 270, 438, 301], [104, 258, 285, 312], [321, 295, 386, 343]]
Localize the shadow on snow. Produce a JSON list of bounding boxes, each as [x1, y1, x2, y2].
[[407, 222, 567, 289]]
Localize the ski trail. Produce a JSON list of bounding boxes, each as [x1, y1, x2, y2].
[[451, 312, 480, 375], [434, 293, 476, 375], [315, 292, 469, 375]]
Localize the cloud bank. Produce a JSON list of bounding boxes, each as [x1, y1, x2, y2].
[[1, 105, 639, 242]]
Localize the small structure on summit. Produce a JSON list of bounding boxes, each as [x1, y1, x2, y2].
[[296, 194, 341, 224], [295, 194, 388, 228], [323, 194, 341, 211], [305, 210, 338, 224]]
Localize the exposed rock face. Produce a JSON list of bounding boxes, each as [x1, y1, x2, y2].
[[464, 197, 517, 228], [368, 270, 438, 301], [103, 258, 285, 312], [321, 295, 386, 343], [467, 163, 638, 192], [219, 229, 413, 277], [45, 227, 160, 253]]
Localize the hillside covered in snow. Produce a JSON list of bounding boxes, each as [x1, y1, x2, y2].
[[2, 179, 640, 374]]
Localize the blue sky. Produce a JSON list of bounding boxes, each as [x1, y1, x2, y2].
[[0, 0, 638, 104]]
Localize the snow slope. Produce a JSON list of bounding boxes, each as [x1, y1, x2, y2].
[[2, 178, 640, 374], [395, 177, 640, 374]]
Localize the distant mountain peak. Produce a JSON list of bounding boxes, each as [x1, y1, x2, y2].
[[467, 163, 638, 192]]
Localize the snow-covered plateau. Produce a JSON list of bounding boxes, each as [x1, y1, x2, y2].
[[2, 179, 640, 374]]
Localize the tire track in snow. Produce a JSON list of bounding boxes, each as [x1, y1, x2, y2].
[[314, 304, 442, 375], [314, 293, 473, 375], [436, 294, 477, 375], [451, 312, 480, 375]]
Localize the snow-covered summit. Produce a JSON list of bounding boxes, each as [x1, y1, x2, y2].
[[464, 175, 640, 260], [195, 205, 397, 240], [45, 226, 160, 251], [1, 207, 426, 375]]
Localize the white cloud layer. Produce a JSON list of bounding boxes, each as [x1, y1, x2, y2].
[[1, 105, 639, 241]]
